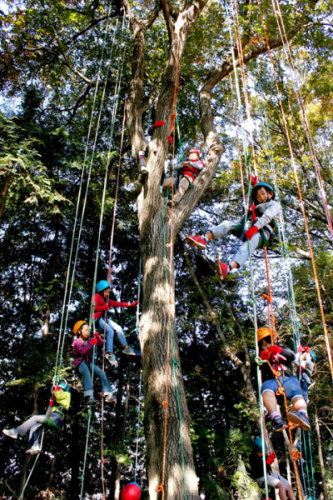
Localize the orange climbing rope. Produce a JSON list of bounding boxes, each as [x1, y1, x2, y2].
[[257, 0, 333, 382], [230, 0, 258, 177], [156, 37, 180, 499], [266, 359, 303, 499], [270, 0, 333, 245], [263, 247, 277, 344]]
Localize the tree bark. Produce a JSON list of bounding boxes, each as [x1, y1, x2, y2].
[[0, 173, 13, 221]]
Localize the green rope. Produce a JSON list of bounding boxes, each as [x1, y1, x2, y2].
[[54, 7, 116, 383], [308, 429, 316, 500], [18, 429, 45, 500], [79, 13, 127, 500], [162, 192, 188, 499], [222, 4, 269, 497], [302, 430, 312, 496]]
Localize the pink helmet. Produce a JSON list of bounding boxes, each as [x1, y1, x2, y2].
[[189, 148, 200, 157]]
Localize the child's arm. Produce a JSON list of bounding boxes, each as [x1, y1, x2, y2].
[[73, 338, 94, 356], [253, 201, 281, 231], [188, 160, 205, 171], [304, 352, 315, 372], [108, 299, 139, 308], [94, 293, 109, 313]]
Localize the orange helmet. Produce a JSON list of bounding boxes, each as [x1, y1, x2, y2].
[[73, 320, 88, 336], [257, 327, 272, 343]]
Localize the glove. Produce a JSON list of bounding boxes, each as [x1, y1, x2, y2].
[[269, 345, 283, 357], [91, 338, 98, 345], [266, 451, 276, 465], [154, 120, 164, 128], [304, 346, 311, 354], [128, 300, 139, 307], [297, 345, 304, 353], [248, 204, 257, 222], [244, 226, 259, 240], [94, 332, 100, 340], [248, 172, 258, 187], [260, 350, 271, 361], [54, 385, 60, 392]]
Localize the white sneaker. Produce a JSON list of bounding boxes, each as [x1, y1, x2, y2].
[[104, 393, 116, 403], [25, 443, 41, 455], [3, 428, 18, 439]]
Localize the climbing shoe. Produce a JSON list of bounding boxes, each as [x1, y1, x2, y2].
[[105, 353, 118, 366], [271, 415, 288, 432], [186, 235, 206, 249], [104, 393, 116, 404], [287, 411, 311, 431], [26, 443, 41, 455], [123, 347, 136, 356], [216, 260, 229, 279], [85, 396, 98, 405], [3, 428, 19, 439]]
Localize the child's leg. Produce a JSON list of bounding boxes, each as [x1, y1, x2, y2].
[[99, 317, 114, 354], [231, 231, 261, 269], [300, 379, 309, 404], [77, 361, 93, 397], [207, 220, 237, 241], [173, 176, 190, 203], [107, 318, 127, 349], [163, 177, 174, 189], [262, 389, 278, 414], [15, 415, 46, 437], [90, 363, 113, 395], [31, 424, 43, 446]]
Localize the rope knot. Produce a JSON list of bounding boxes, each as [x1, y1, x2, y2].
[[262, 293, 272, 304], [163, 400, 168, 407], [155, 485, 164, 493], [275, 386, 284, 396], [291, 450, 302, 460], [255, 356, 266, 366]]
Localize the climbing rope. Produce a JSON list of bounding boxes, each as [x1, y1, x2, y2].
[[253, 68, 318, 500], [270, 0, 333, 245], [53, 6, 116, 384], [79, 12, 127, 500], [257, 0, 333, 382], [134, 370, 143, 484]]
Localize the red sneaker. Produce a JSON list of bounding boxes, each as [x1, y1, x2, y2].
[[216, 260, 229, 279], [186, 235, 206, 249]]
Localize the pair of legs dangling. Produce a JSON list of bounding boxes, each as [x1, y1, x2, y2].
[[98, 316, 135, 366], [187, 220, 271, 278]]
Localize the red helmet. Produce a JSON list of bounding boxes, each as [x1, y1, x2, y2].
[[189, 148, 200, 158]]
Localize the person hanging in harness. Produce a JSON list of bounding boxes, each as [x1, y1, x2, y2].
[[94, 280, 139, 366], [186, 181, 281, 279], [294, 345, 316, 404], [162, 147, 205, 205], [250, 437, 296, 500], [257, 327, 311, 433], [72, 320, 116, 405], [2, 381, 71, 455]]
